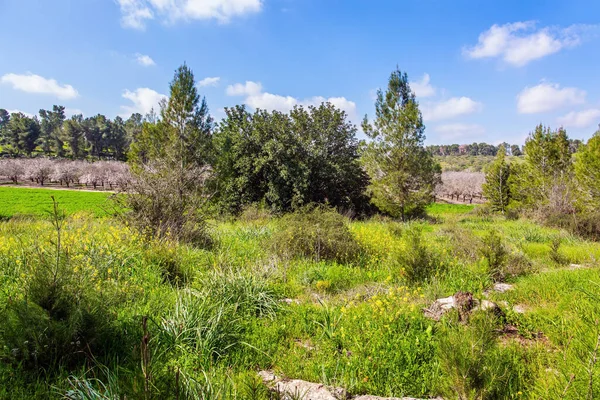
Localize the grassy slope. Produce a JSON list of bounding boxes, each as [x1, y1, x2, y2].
[[0, 200, 599, 398], [0, 186, 114, 218]]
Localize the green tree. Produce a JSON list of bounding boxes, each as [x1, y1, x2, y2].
[[108, 116, 129, 160], [510, 144, 522, 157], [483, 145, 511, 213], [62, 114, 87, 159], [39, 105, 66, 156], [511, 124, 573, 208], [125, 63, 214, 245], [361, 68, 440, 220], [0, 109, 10, 149], [574, 129, 600, 211], [6, 113, 40, 155]]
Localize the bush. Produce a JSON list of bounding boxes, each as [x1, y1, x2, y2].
[[270, 205, 362, 263], [546, 211, 600, 242], [437, 313, 535, 399], [398, 225, 441, 283], [479, 230, 508, 282]]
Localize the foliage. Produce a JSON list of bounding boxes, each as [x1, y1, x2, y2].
[[397, 225, 440, 283], [270, 205, 362, 263], [362, 68, 441, 220], [483, 145, 511, 213], [123, 63, 214, 245], [213, 103, 370, 214], [479, 230, 508, 282], [574, 130, 600, 211]]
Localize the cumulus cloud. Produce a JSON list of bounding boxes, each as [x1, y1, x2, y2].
[[421, 97, 482, 121], [410, 73, 436, 98], [557, 109, 600, 128], [1, 73, 79, 99], [433, 123, 486, 140], [198, 76, 221, 87], [121, 87, 167, 116], [517, 82, 586, 114], [226, 80, 358, 120], [136, 53, 156, 66], [117, 0, 263, 30], [464, 21, 594, 67]]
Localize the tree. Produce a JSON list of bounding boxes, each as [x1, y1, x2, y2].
[[511, 124, 574, 212], [108, 116, 129, 160], [124, 63, 214, 245], [0, 109, 9, 148], [483, 145, 511, 213], [510, 144, 522, 157], [361, 68, 441, 220], [39, 105, 66, 156], [574, 129, 600, 211], [63, 115, 87, 159], [213, 103, 370, 214], [6, 112, 40, 156]]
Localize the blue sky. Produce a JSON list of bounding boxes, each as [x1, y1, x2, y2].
[[1, 0, 599, 145]]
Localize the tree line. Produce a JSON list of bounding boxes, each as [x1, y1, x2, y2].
[[0, 107, 143, 160]]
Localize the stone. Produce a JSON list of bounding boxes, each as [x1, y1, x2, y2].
[[423, 292, 502, 321]]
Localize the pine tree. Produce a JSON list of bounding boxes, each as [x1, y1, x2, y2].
[[361, 68, 440, 220], [483, 145, 511, 213], [574, 128, 600, 211]]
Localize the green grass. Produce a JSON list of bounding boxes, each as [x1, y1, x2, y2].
[[0, 186, 114, 218], [0, 200, 599, 399]]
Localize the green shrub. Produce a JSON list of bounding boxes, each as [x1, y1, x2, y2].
[[437, 313, 535, 399], [270, 205, 362, 263], [398, 225, 441, 283], [479, 230, 508, 282]]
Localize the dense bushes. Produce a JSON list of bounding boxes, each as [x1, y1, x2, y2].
[[270, 205, 362, 263]]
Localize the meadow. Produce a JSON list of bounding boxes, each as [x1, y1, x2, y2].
[[0, 187, 599, 399]]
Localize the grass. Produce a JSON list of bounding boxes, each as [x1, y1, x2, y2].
[[0, 186, 114, 218], [0, 198, 599, 399]]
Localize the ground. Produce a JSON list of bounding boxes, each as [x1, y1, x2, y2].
[[0, 186, 598, 399]]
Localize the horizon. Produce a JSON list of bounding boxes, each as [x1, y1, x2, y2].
[[1, 0, 599, 145]]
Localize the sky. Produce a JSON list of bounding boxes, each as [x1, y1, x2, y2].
[[1, 0, 599, 145]]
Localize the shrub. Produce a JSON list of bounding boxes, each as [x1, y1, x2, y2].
[[549, 236, 568, 265], [398, 225, 440, 283], [479, 230, 508, 282], [270, 205, 362, 263], [437, 313, 535, 399]]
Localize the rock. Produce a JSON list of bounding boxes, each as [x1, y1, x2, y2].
[[281, 298, 301, 305], [259, 371, 443, 400], [259, 371, 348, 400], [423, 292, 502, 321], [492, 283, 514, 293], [354, 396, 443, 400], [513, 304, 526, 314]]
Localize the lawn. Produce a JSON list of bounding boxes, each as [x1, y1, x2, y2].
[[0, 186, 114, 218]]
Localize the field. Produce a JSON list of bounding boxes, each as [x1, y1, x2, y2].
[[0, 186, 114, 218], [0, 187, 599, 399]]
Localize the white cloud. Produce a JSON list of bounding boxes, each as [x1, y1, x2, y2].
[[433, 123, 486, 140], [121, 87, 167, 116], [117, 0, 262, 30], [1, 73, 79, 99], [464, 21, 591, 67], [226, 81, 263, 96], [136, 53, 156, 66], [198, 76, 221, 87], [410, 73, 436, 98], [422, 97, 482, 121], [226, 80, 358, 121], [517, 82, 586, 114], [557, 109, 600, 128], [117, 0, 154, 30]]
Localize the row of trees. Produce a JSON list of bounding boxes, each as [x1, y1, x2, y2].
[[0, 107, 143, 159], [0, 158, 129, 189], [427, 143, 522, 157], [435, 171, 485, 202]]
